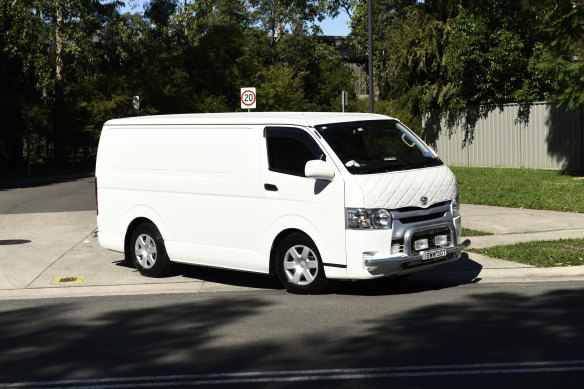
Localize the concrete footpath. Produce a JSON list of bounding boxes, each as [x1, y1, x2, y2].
[[1, 204, 584, 300]]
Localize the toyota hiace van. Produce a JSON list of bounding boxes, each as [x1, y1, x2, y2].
[[95, 113, 470, 293]]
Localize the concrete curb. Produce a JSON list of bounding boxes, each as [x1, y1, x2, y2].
[[0, 206, 583, 300]]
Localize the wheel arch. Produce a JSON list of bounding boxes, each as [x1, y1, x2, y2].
[[124, 217, 156, 262], [269, 228, 321, 278]]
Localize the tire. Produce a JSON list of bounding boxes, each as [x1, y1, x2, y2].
[[129, 222, 172, 277], [275, 233, 327, 294]]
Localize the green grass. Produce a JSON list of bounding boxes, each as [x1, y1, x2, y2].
[[469, 238, 584, 267], [461, 227, 494, 237], [450, 167, 584, 213]]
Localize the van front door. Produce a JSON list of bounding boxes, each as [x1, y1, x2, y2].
[[262, 126, 346, 277]]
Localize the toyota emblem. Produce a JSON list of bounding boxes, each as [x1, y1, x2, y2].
[[420, 196, 428, 206]]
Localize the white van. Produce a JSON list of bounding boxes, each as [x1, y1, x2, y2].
[[96, 112, 470, 293]]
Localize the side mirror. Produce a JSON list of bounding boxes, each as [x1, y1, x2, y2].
[[305, 160, 335, 181]]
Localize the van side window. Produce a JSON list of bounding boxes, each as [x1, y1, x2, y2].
[[266, 127, 324, 177]]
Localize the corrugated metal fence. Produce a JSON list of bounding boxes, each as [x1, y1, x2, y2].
[[421, 102, 583, 171]]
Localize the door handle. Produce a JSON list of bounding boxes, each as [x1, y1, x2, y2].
[[264, 184, 278, 192]]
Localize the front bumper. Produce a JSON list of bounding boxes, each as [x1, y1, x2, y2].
[[364, 238, 471, 269], [362, 219, 471, 276]]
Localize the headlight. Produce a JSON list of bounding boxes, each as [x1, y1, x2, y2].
[[451, 197, 460, 217], [347, 208, 392, 230], [372, 209, 391, 229], [346, 209, 371, 229]]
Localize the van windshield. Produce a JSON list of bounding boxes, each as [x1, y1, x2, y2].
[[315, 120, 443, 175]]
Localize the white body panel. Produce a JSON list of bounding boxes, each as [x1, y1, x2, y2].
[[96, 112, 466, 282], [97, 125, 267, 273]]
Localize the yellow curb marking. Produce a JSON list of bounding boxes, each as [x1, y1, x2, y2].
[[52, 276, 85, 284]]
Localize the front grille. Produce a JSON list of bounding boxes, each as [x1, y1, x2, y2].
[[391, 201, 451, 227], [389, 200, 455, 258], [395, 201, 449, 213], [399, 211, 445, 225]]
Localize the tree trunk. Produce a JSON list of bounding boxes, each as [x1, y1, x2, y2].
[[53, 0, 65, 166]]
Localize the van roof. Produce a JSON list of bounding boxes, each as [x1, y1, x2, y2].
[[104, 112, 395, 127]]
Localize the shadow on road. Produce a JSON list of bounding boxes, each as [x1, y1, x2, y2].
[[331, 253, 482, 296], [114, 252, 482, 296], [0, 283, 583, 387], [0, 172, 94, 191]]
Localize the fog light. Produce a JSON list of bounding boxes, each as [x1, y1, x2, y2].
[[414, 238, 429, 251], [391, 243, 402, 255], [434, 234, 448, 247]]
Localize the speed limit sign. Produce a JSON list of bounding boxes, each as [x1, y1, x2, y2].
[[241, 88, 256, 110]]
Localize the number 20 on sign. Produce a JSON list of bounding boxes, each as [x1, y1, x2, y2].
[[241, 88, 256, 110]]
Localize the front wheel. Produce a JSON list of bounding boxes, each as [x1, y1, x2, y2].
[[276, 233, 327, 294], [129, 222, 172, 277]]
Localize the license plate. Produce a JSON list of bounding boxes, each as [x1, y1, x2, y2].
[[422, 248, 447, 261]]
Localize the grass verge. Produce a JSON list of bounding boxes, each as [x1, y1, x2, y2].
[[469, 238, 584, 267], [451, 167, 584, 213], [462, 228, 493, 237]]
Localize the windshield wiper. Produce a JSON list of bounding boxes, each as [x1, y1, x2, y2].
[[420, 156, 443, 167], [401, 157, 443, 170], [359, 160, 406, 174]]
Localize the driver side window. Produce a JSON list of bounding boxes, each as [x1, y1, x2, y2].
[[265, 127, 324, 177]]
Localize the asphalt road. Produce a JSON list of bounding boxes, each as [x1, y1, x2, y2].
[[0, 174, 95, 214], [1, 282, 584, 388]]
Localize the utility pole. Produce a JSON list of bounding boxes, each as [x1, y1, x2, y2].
[[367, 0, 374, 113]]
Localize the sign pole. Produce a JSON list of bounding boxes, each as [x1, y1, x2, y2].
[[25, 114, 31, 176], [21, 104, 34, 176]]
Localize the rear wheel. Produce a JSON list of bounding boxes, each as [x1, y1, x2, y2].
[[276, 233, 327, 294], [129, 222, 171, 277]]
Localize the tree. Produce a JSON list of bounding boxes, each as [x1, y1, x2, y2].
[[0, 0, 363, 169], [144, 0, 177, 27], [0, 0, 51, 168], [537, 0, 584, 109], [350, 0, 552, 118], [23, 0, 124, 165], [249, 0, 328, 62], [276, 33, 354, 111], [257, 66, 310, 111]]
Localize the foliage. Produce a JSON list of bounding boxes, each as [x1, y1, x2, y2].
[[0, 0, 53, 166], [536, 0, 584, 109], [351, 0, 583, 125], [257, 66, 310, 111], [349, 97, 421, 135], [2, 0, 584, 171], [0, 0, 351, 170]]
